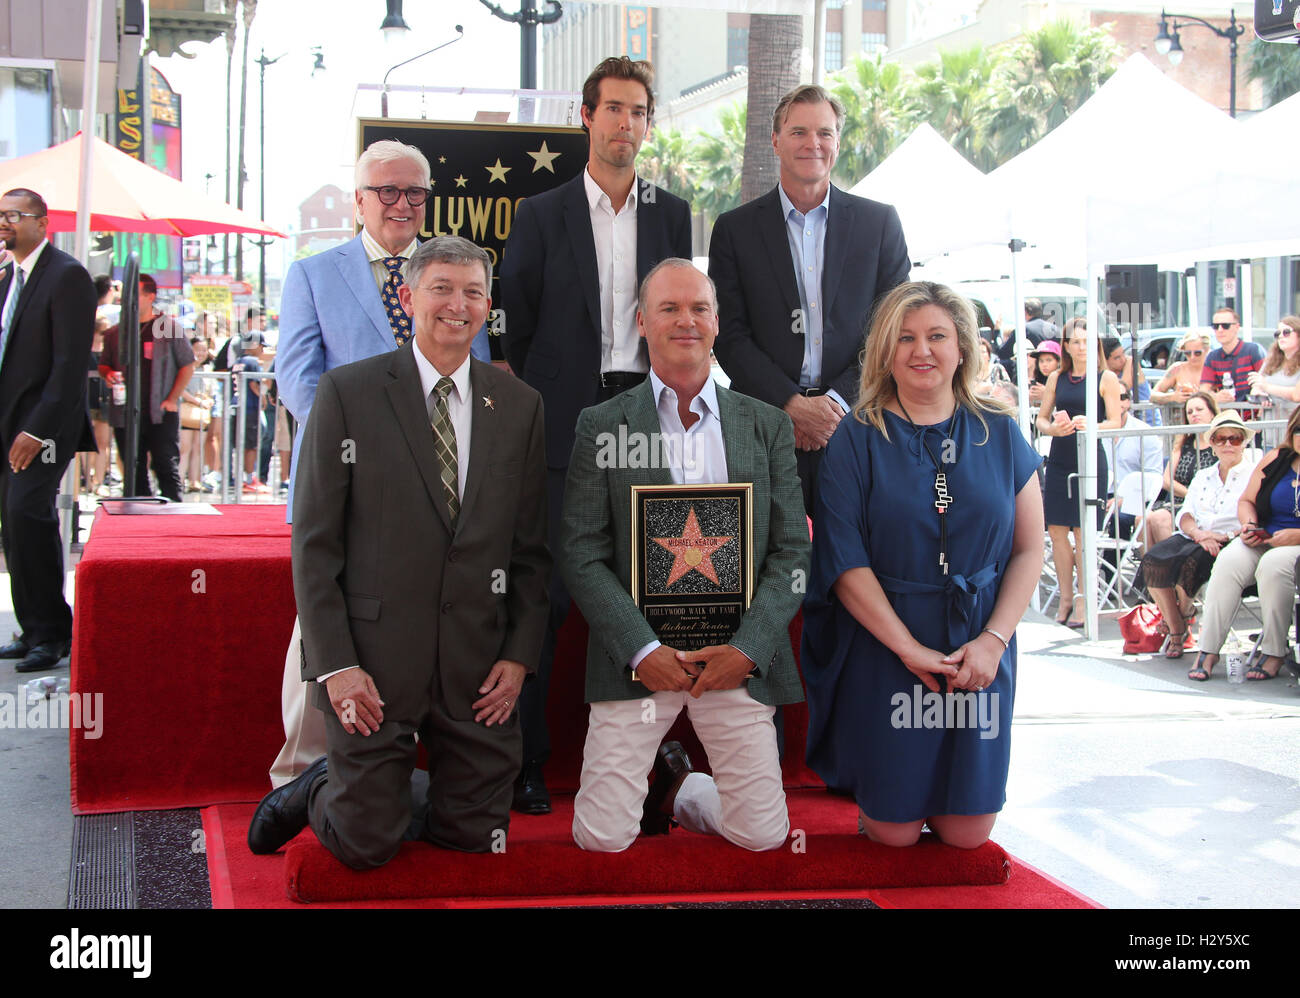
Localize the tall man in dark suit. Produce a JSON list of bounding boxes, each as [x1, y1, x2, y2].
[[0, 189, 97, 674], [500, 56, 692, 813], [247, 236, 549, 867], [708, 84, 910, 515], [561, 259, 809, 852]]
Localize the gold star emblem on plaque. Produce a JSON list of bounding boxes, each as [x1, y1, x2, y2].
[[454, 174, 468, 188], [652, 507, 733, 587], [438, 156, 447, 164], [526, 141, 560, 173], [485, 158, 511, 184]]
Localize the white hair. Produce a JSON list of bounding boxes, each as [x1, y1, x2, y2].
[[354, 139, 431, 191]]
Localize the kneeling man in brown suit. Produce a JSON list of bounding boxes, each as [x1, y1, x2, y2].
[[248, 235, 549, 867]]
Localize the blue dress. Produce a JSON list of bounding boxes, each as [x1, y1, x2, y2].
[[801, 406, 1041, 822]]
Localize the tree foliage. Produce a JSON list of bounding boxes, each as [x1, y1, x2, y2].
[[1247, 37, 1300, 107]]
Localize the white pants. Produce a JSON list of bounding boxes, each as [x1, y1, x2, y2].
[[268, 615, 328, 788], [572, 687, 788, 853], [1198, 539, 1300, 657]]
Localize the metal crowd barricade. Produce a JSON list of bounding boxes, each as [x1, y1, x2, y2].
[[1066, 414, 1286, 635]]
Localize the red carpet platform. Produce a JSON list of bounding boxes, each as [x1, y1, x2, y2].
[[69, 506, 817, 813], [203, 793, 1099, 909]]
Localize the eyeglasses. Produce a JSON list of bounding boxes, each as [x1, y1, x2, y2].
[[1185, 349, 1204, 356], [362, 185, 431, 206], [1119, 394, 1131, 401], [1211, 322, 1237, 330], [1211, 434, 1245, 446], [0, 209, 44, 224]]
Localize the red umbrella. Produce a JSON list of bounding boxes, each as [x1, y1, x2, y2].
[[0, 130, 285, 237]]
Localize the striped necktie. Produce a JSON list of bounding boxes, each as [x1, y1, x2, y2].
[[381, 256, 410, 345], [430, 376, 459, 526], [0, 265, 25, 368]]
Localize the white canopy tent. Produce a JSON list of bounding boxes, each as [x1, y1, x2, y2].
[[848, 122, 1010, 262]]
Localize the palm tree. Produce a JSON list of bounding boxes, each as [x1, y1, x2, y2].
[[984, 18, 1120, 167], [637, 127, 697, 206], [741, 14, 802, 203], [829, 53, 912, 186], [904, 45, 1000, 169], [693, 102, 746, 225], [1247, 36, 1300, 106]]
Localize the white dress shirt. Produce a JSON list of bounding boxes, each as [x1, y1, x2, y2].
[[584, 167, 645, 375], [1176, 453, 1260, 536]]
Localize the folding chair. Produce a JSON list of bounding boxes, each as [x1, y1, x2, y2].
[[1097, 470, 1165, 609]]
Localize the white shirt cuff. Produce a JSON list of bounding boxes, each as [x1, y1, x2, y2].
[[316, 665, 359, 683], [629, 640, 660, 671], [20, 431, 43, 445], [826, 389, 848, 414]]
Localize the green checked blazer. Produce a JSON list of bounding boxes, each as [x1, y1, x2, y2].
[[559, 379, 810, 706]]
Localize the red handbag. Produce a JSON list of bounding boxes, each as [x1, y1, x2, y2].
[[1118, 603, 1191, 654]]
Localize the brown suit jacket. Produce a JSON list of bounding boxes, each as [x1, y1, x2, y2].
[[291, 343, 550, 722]]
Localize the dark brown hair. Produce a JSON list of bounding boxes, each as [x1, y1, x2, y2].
[[582, 57, 655, 125]]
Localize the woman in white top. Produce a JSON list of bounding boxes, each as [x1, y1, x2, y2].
[[1137, 411, 1259, 658]]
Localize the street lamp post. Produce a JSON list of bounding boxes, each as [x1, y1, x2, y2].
[[1153, 8, 1245, 117], [251, 47, 325, 311], [1153, 8, 1247, 309], [478, 1, 563, 90]]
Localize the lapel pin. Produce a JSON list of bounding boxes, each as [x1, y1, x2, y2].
[[482, 395, 495, 410]]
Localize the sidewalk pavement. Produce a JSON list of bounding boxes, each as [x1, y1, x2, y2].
[[0, 567, 1297, 909]]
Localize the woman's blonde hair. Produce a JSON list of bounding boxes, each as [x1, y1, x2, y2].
[[853, 281, 1014, 442]]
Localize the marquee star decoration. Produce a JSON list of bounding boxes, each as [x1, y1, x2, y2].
[[652, 506, 733, 587], [485, 158, 511, 183], [526, 141, 560, 173]]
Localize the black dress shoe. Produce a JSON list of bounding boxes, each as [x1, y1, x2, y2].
[[15, 640, 69, 673], [247, 755, 328, 854], [512, 760, 552, 815], [0, 634, 30, 659], [641, 741, 693, 836]]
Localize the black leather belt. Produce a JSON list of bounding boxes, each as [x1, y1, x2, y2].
[[600, 371, 647, 390], [800, 386, 827, 397]]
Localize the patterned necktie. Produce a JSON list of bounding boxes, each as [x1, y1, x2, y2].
[[0, 265, 25, 368], [430, 376, 460, 526], [381, 256, 410, 346]]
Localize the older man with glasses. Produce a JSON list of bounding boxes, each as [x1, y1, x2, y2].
[[1201, 307, 1264, 405]]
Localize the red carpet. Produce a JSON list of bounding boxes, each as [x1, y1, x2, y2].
[[204, 792, 1099, 909]]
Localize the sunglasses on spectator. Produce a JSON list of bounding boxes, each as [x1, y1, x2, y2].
[[1211, 434, 1245, 445], [1211, 322, 1236, 330], [1119, 393, 1131, 401], [1279, 327, 1298, 338], [1185, 349, 1204, 356], [362, 185, 431, 206]]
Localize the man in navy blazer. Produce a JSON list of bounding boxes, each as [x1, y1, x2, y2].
[[709, 85, 910, 516], [269, 140, 487, 788], [500, 56, 692, 813], [0, 188, 97, 674]]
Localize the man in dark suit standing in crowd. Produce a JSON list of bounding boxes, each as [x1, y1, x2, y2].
[[0, 188, 97, 674], [708, 84, 910, 516], [500, 55, 692, 813], [248, 236, 549, 867]]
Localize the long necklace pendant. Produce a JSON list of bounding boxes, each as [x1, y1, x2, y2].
[[934, 471, 952, 512]]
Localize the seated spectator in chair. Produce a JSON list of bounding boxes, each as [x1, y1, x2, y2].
[[1106, 388, 1163, 538], [1139, 411, 1260, 660], [1144, 391, 1220, 546], [1188, 406, 1300, 682]]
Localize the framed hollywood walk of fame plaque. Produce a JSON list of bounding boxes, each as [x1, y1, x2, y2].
[[630, 484, 754, 652]]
